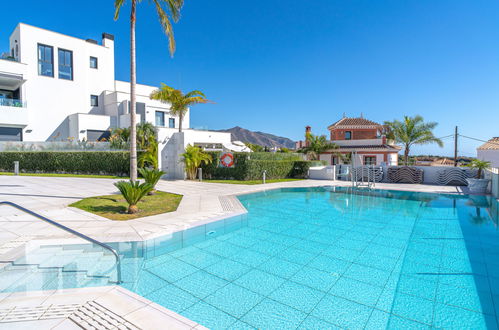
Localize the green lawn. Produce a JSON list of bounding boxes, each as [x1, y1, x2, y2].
[[0, 172, 128, 179], [204, 178, 304, 185], [69, 191, 182, 220]]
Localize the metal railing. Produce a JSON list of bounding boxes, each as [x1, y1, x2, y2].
[[0, 201, 122, 284], [0, 98, 25, 108]]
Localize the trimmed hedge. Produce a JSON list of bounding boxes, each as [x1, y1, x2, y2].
[[201, 152, 321, 180], [0, 151, 130, 176]]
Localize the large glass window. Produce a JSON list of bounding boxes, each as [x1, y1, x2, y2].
[[0, 127, 22, 141], [90, 95, 99, 107], [90, 56, 98, 69], [169, 118, 175, 128], [155, 111, 165, 126], [38, 44, 54, 77], [58, 49, 73, 80]]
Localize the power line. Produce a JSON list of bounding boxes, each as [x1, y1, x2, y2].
[[459, 134, 499, 147]]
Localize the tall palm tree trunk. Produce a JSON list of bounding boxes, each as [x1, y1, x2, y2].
[[129, 0, 138, 181], [404, 146, 410, 166], [179, 112, 183, 132]]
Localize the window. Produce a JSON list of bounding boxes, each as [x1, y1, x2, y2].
[[90, 56, 98, 69], [38, 44, 54, 77], [90, 95, 99, 107], [345, 131, 352, 140], [169, 118, 175, 128], [58, 49, 73, 80], [0, 127, 22, 141], [87, 130, 110, 141], [364, 156, 376, 166], [155, 111, 165, 126]]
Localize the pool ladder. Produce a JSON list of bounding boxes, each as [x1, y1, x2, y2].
[[0, 201, 122, 284]]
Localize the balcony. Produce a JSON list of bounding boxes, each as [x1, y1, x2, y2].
[[0, 98, 26, 108], [0, 99, 28, 127]]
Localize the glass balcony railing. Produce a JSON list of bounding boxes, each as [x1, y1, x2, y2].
[[0, 53, 18, 62], [0, 98, 26, 108]]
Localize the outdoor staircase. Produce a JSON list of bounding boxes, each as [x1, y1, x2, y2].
[[0, 244, 118, 293]]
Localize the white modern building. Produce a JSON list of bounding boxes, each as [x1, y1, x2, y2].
[[0, 23, 248, 178]]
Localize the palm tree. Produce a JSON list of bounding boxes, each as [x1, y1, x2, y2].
[[299, 134, 340, 161], [114, 0, 183, 181], [181, 144, 212, 179], [150, 83, 211, 132], [467, 159, 491, 179], [384, 115, 443, 165]]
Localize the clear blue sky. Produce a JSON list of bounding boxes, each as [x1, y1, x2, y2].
[[2, 0, 499, 156]]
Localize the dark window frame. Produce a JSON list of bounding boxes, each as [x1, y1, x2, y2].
[[90, 56, 98, 69], [345, 131, 352, 140], [169, 118, 175, 128], [364, 156, 376, 166], [37, 43, 54, 77], [90, 95, 99, 107], [58, 48, 73, 80], [155, 111, 165, 126]]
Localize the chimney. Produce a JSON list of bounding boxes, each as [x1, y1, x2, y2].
[[305, 126, 311, 147], [102, 33, 115, 47]]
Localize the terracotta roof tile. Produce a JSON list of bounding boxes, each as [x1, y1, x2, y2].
[[478, 137, 499, 150], [328, 117, 381, 128]]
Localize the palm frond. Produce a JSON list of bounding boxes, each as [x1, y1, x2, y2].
[[114, 0, 127, 20]]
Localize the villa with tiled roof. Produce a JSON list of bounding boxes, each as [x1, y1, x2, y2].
[[477, 137, 499, 167], [297, 115, 401, 166]]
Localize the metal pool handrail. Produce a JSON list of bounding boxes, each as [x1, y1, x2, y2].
[[0, 201, 122, 284]]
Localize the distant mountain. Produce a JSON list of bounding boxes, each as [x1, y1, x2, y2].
[[217, 126, 296, 149]]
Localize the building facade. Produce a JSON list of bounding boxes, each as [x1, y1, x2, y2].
[[297, 116, 400, 166], [478, 137, 499, 168], [0, 23, 246, 178]]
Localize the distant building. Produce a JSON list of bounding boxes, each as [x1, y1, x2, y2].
[[477, 137, 499, 168], [296, 116, 401, 166]]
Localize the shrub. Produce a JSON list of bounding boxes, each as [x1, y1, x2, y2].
[[138, 167, 165, 194], [200, 152, 316, 180], [114, 180, 153, 214], [0, 151, 130, 176]]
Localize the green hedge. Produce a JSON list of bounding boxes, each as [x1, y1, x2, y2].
[[0, 151, 130, 176], [200, 152, 319, 180]]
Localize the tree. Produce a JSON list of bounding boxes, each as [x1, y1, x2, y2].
[[150, 84, 210, 132], [384, 115, 443, 165], [467, 159, 491, 179], [245, 143, 264, 152], [181, 144, 212, 179], [299, 134, 340, 161], [114, 0, 183, 181], [109, 123, 159, 169]]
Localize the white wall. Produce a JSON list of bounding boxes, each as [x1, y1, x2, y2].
[[12, 23, 115, 141], [478, 150, 499, 168]]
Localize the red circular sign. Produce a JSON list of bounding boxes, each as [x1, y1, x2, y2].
[[220, 153, 234, 167]]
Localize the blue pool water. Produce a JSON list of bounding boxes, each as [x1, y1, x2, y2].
[[3, 187, 499, 329]]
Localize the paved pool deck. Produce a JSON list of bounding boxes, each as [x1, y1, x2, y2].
[[0, 176, 464, 329]]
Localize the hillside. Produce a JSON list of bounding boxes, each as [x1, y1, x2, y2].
[[217, 126, 296, 149]]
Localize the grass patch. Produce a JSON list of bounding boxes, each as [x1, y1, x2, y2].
[[0, 172, 128, 179], [203, 178, 304, 185], [69, 191, 182, 220]]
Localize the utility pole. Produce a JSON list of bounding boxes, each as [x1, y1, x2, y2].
[[454, 126, 458, 167]]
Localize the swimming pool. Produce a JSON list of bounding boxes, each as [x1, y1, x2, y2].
[[3, 187, 499, 329]]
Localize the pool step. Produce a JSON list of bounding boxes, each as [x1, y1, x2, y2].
[[0, 244, 119, 292]]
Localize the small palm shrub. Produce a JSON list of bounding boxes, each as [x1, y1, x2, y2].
[[467, 159, 491, 179], [138, 167, 165, 194], [114, 180, 153, 214], [181, 144, 212, 180]]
